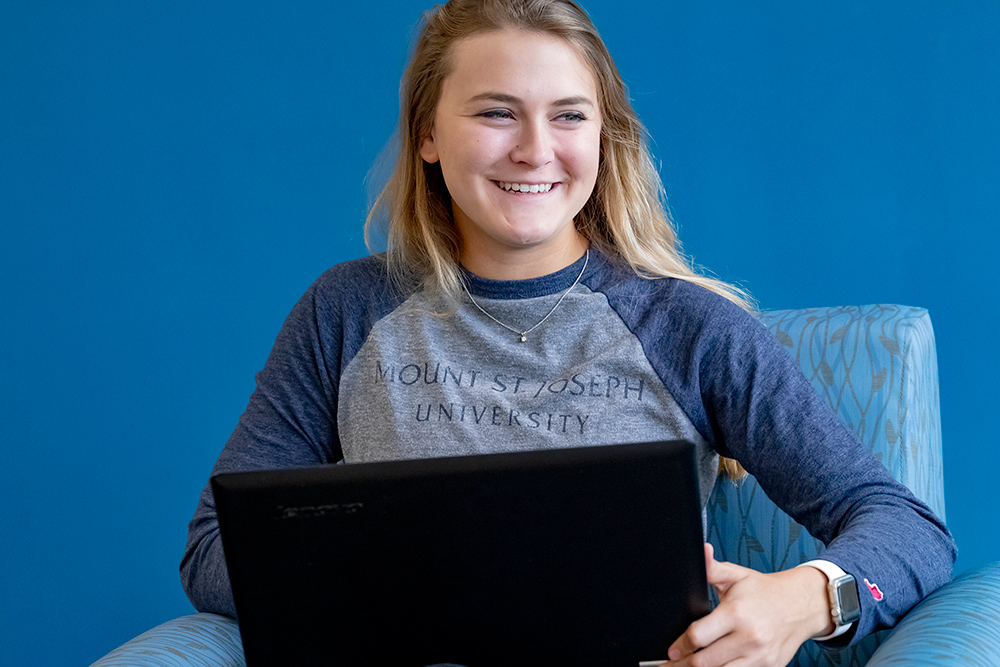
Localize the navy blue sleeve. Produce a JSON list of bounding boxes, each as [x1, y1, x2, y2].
[[600, 275, 955, 643], [179, 256, 402, 616]]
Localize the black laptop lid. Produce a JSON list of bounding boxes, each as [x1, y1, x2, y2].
[[212, 440, 710, 667]]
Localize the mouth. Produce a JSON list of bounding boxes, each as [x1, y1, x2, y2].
[[494, 181, 555, 194]]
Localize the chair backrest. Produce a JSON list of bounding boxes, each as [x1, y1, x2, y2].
[[705, 305, 944, 667]]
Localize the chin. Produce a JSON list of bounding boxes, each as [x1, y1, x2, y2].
[[501, 230, 561, 248]]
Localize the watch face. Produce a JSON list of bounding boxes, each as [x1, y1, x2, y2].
[[837, 577, 861, 623]]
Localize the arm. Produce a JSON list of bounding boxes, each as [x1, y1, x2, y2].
[[701, 316, 955, 641], [625, 285, 956, 664], [179, 274, 348, 615]]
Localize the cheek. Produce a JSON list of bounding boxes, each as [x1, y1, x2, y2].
[[467, 134, 508, 168], [562, 136, 601, 181], [446, 127, 510, 168], [584, 135, 602, 181]]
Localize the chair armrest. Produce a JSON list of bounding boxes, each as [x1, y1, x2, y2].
[[90, 613, 244, 667], [867, 562, 1000, 666]]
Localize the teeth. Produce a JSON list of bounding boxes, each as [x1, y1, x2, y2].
[[498, 182, 553, 193]]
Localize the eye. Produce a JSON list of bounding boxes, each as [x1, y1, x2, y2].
[[477, 109, 514, 120], [555, 111, 587, 123]]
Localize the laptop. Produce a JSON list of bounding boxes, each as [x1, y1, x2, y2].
[[212, 439, 711, 667]]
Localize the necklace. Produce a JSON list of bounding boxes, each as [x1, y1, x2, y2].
[[460, 250, 589, 343]]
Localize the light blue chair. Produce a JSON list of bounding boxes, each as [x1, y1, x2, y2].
[[91, 305, 1000, 666]]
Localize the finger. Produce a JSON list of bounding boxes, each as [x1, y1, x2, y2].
[[667, 632, 748, 667], [667, 608, 735, 662]]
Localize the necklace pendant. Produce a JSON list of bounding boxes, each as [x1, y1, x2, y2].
[[461, 250, 589, 347]]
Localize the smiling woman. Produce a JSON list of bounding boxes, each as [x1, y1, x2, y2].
[[177, 1, 957, 666], [367, 0, 754, 310]]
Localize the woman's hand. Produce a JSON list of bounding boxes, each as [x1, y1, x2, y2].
[[664, 544, 834, 666]]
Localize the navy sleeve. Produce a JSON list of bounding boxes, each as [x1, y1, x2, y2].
[[179, 257, 400, 616], [602, 276, 956, 643]]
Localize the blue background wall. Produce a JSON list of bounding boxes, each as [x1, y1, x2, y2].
[[2, 1, 997, 664]]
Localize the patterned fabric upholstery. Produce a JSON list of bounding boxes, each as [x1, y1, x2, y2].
[[91, 305, 999, 667], [867, 563, 1000, 666], [91, 613, 244, 666]]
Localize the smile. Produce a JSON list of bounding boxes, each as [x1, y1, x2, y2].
[[495, 181, 554, 193]]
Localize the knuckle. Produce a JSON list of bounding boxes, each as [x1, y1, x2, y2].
[[743, 624, 769, 649], [688, 653, 708, 667], [686, 624, 708, 648]]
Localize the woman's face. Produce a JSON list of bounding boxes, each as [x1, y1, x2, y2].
[[420, 29, 601, 279]]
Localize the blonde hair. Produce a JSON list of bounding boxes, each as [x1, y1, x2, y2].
[[365, 0, 750, 479]]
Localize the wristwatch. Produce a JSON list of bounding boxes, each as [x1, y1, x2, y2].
[[799, 560, 861, 641]]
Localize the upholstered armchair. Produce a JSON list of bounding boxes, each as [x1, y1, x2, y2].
[[91, 305, 1000, 666]]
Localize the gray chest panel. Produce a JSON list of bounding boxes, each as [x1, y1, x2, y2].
[[338, 286, 719, 506]]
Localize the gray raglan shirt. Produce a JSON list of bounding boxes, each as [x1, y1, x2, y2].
[[181, 250, 955, 644]]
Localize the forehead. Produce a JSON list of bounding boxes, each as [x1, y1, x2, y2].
[[441, 29, 598, 104]]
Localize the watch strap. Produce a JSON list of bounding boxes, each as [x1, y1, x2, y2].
[[797, 560, 855, 641]]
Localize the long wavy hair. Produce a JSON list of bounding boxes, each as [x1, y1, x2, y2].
[[365, 0, 750, 479]]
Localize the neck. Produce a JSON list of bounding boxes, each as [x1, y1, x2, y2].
[[460, 232, 590, 280]]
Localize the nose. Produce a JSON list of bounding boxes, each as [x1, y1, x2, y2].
[[509, 119, 554, 168]]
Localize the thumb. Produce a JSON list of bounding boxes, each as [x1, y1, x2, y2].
[[703, 542, 715, 571], [703, 543, 750, 591]]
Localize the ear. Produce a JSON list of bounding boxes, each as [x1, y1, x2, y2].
[[419, 130, 440, 164]]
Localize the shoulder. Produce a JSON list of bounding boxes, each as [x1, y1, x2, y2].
[[311, 254, 392, 297], [279, 254, 414, 347], [269, 255, 417, 381], [654, 277, 750, 322], [660, 278, 763, 345], [588, 265, 792, 395], [302, 254, 411, 315], [586, 261, 762, 349]]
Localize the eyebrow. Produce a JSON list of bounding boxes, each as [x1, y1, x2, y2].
[[466, 92, 595, 107]]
